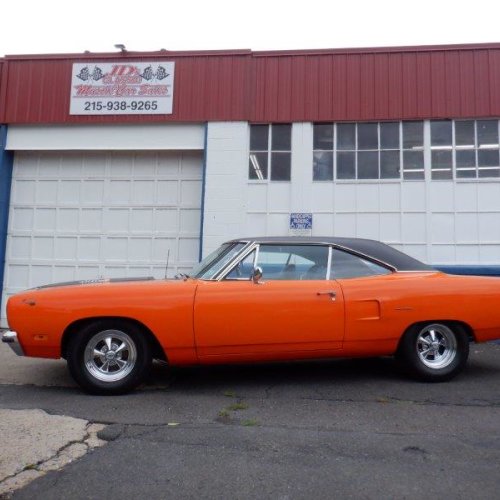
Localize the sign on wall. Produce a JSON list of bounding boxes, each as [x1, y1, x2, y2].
[[70, 62, 175, 115], [290, 213, 313, 236]]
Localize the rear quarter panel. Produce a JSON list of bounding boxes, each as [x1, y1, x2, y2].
[[339, 271, 500, 354]]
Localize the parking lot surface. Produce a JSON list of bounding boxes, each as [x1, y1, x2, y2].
[[0, 342, 499, 499]]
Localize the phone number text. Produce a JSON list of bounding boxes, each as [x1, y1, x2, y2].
[[83, 100, 159, 111]]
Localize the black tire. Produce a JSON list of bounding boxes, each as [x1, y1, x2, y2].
[[66, 319, 152, 395], [396, 322, 469, 382]]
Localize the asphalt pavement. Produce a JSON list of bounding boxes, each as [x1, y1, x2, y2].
[[0, 342, 499, 499]]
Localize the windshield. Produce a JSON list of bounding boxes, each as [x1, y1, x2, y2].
[[190, 242, 246, 279]]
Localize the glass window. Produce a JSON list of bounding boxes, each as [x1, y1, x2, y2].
[[330, 249, 391, 279], [271, 153, 291, 181], [455, 121, 475, 147], [380, 122, 399, 149], [337, 151, 355, 179], [249, 124, 292, 181], [272, 124, 292, 151], [313, 124, 333, 150], [431, 150, 453, 179], [315, 121, 423, 181], [313, 152, 333, 181], [431, 121, 453, 147], [357, 151, 378, 179], [191, 243, 246, 280], [250, 125, 268, 151], [358, 123, 378, 150], [403, 121, 423, 149], [249, 152, 268, 180], [337, 123, 356, 150], [225, 250, 256, 280], [256, 245, 329, 280], [477, 120, 499, 147], [431, 120, 500, 179], [380, 151, 400, 179], [403, 150, 424, 180]]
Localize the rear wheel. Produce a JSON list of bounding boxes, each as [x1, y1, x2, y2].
[[396, 322, 469, 382], [67, 320, 152, 395]]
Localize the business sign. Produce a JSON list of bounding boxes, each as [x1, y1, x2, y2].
[[290, 213, 313, 230], [70, 61, 175, 115]]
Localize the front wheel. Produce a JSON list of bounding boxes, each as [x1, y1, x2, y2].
[[67, 320, 152, 395], [396, 322, 469, 382]]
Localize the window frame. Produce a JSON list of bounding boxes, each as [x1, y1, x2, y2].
[[430, 119, 500, 180], [312, 121, 424, 182], [249, 124, 292, 182], [217, 242, 394, 282]]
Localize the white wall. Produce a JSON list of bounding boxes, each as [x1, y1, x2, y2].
[[205, 122, 500, 265]]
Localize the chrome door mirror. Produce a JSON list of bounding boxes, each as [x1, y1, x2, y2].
[[251, 266, 263, 284]]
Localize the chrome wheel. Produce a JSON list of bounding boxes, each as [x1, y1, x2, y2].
[[84, 329, 137, 382], [416, 324, 457, 370]]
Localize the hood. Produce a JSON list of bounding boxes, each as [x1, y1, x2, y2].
[[34, 276, 156, 290]]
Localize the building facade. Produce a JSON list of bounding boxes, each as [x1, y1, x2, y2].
[[1, 43, 500, 323]]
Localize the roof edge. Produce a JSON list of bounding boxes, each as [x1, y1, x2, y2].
[[3, 42, 500, 61]]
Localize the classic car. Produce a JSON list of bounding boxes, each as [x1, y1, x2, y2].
[[3, 236, 500, 394]]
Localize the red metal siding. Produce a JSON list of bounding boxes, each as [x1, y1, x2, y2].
[[2, 44, 500, 124]]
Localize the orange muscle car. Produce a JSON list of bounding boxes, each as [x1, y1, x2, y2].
[[3, 237, 500, 394]]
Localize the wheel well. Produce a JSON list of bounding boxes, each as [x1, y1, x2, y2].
[[398, 320, 475, 351], [61, 317, 167, 362]]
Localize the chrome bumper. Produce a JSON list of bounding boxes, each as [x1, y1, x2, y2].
[[1, 330, 25, 356]]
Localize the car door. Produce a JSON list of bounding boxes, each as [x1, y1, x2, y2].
[[194, 244, 345, 360]]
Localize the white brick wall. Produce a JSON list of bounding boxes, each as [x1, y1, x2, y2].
[[203, 122, 500, 265]]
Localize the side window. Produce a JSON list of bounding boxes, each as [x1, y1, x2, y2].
[[330, 249, 391, 279], [257, 245, 329, 280], [225, 250, 256, 280]]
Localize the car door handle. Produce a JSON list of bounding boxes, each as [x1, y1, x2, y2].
[[316, 291, 336, 301]]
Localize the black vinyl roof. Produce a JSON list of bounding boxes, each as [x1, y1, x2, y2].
[[227, 237, 433, 272]]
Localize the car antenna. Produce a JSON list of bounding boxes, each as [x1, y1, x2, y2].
[[164, 248, 170, 279]]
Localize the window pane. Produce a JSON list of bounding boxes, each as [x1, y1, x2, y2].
[[358, 123, 378, 150], [431, 121, 452, 147], [271, 152, 291, 181], [380, 122, 399, 149], [403, 170, 424, 180], [357, 151, 378, 179], [225, 250, 256, 280], [337, 123, 356, 150], [330, 249, 391, 279], [250, 125, 268, 151], [272, 124, 292, 151], [257, 245, 329, 280], [456, 150, 476, 168], [431, 150, 452, 179], [455, 121, 475, 147], [478, 149, 499, 167], [249, 152, 268, 180], [313, 152, 333, 181], [336, 152, 355, 179], [380, 151, 400, 178], [313, 124, 333, 150], [477, 120, 499, 147], [478, 168, 500, 178], [403, 121, 423, 148], [403, 150, 424, 170]]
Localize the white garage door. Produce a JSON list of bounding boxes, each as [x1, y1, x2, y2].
[[2, 150, 202, 321]]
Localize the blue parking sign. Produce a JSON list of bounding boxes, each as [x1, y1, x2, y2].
[[290, 213, 313, 230]]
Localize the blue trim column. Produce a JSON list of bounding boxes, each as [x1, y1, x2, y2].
[[198, 122, 208, 262], [0, 125, 13, 303]]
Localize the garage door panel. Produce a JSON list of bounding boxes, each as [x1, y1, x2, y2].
[[2, 150, 202, 324], [13, 180, 36, 204], [130, 210, 154, 233]]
